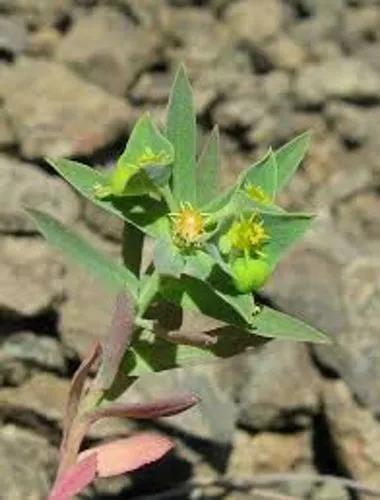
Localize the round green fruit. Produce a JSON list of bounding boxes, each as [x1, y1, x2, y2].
[[231, 257, 272, 293]]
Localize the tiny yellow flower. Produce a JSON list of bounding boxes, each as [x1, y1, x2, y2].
[[246, 183, 272, 205], [221, 214, 269, 255], [169, 202, 208, 247]]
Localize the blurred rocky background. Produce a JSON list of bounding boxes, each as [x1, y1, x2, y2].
[[1, 0, 380, 498]]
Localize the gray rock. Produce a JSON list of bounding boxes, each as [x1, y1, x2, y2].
[[0, 332, 66, 373], [0, 155, 80, 233], [0, 236, 65, 315], [163, 7, 229, 74], [57, 7, 159, 96], [128, 360, 239, 443], [60, 243, 120, 358], [0, 18, 27, 57], [325, 102, 370, 146], [311, 482, 349, 500], [337, 190, 380, 241], [228, 429, 313, 477], [83, 197, 123, 241], [0, 373, 69, 423], [0, 425, 57, 500], [294, 58, 380, 107], [214, 97, 267, 130], [323, 380, 380, 485], [0, 58, 130, 158], [0, 0, 72, 28], [0, 109, 15, 147], [237, 342, 321, 430], [262, 35, 306, 71], [224, 0, 283, 46], [341, 6, 380, 51]]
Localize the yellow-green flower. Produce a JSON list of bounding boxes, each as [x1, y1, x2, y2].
[[245, 183, 272, 205], [220, 214, 269, 256], [169, 202, 208, 247]]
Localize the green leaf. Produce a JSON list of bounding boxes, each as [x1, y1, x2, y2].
[[166, 65, 197, 204], [250, 306, 330, 343], [242, 148, 278, 201], [275, 131, 310, 192], [106, 114, 174, 196], [46, 158, 168, 238], [196, 126, 220, 207], [154, 237, 185, 278], [26, 208, 139, 299], [122, 222, 144, 278], [262, 212, 314, 267], [161, 273, 255, 326], [121, 324, 265, 376]]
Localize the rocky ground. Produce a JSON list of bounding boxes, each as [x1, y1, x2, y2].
[[0, 0, 380, 498]]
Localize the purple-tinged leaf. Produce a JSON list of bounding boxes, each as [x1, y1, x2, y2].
[[48, 453, 97, 500], [62, 342, 102, 451], [79, 432, 174, 478], [85, 393, 200, 424], [97, 292, 135, 390]]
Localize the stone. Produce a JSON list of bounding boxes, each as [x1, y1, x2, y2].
[[26, 27, 62, 57], [263, 245, 348, 337], [311, 482, 350, 500], [214, 97, 267, 130], [60, 245, 120, 358], [163, 7, 229, 74], [0, 0, 72, 28], [0, 373, 69, 423], [224, 0, 283, 46], [342, 6, 380, 50], [0, 58, 130, 158], [0, 332, 66, 373], [0, 236, 65, 315], [0, 109, 15, 147], [57, 7, 159, 95], [228, 429, 313, 476], [127, 359, 240, 443], [294, 58, 380, 107], [130, 71, 171, 104], [323, 380, 380, 485], [325, 102, 370, 146], [83, 199, 123, 241], [0, 155, 80, 233], [237, 342, 321, 430], [263, 35, 306, 71], [337, 190, 380, 241], [0, 18, 27, 58], [0, 425, 57, 500]]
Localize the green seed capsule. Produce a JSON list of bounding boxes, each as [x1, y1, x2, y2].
[[231, 257, 272, 293]]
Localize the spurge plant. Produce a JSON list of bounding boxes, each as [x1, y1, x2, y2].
[[27, 65, 329, 499]]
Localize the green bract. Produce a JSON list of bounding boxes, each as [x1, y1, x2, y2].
[[27, 64, 330, 390]]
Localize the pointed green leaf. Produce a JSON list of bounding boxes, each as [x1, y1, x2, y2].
[[154, 237, 185, 278], [26, 209, 138, 299], [242, 148, 278, 201], [121, 324, 265, 376], [275, 131, 310, 192], [161, 274, 254, 326], [262, 212, 314, 267], [250, 306, 330, 343], [46, 158, 168, 238], [166, 65, 196, 204], [105, 114, 174, 196], [196, 126, 220, 207]]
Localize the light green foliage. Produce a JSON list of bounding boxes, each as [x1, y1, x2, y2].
[[29, 65, 329, 384], [231, 257, 272, 293]]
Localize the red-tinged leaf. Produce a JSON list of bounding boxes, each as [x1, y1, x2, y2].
[[97, 292, 135, 390], [48, 453, 97, 500], [79, 432, 174, 478], [85, 393, 200, 423], [62, 342, 102, 451]]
